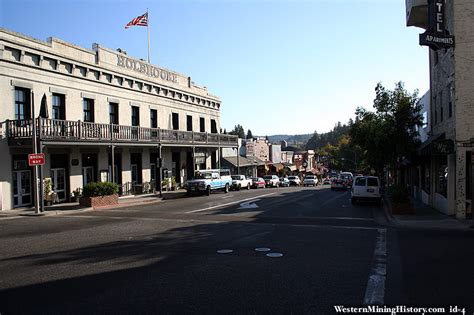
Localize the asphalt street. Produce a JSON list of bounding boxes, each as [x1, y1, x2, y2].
[[0, 186, 473, 314]]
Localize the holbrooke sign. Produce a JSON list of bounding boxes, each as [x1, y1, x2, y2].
[[117, 55, 178, 83], [419, 0, 455, 50]]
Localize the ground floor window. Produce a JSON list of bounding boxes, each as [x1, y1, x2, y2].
[[422, 163, 430, 194], [436, 155, 448, 198]]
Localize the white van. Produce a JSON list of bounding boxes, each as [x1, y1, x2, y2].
[[351, 176, 382, 205]]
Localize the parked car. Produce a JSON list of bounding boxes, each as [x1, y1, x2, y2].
[[322, 177, 331, 185], [339, 172, 354, 188], [263, 175, 280, 188], [231, 175, 252, 191], [185, 169, 232, 196], [351, 176, 382, 205], [279, 177, 290, 187], [331, 177, 347, 190], [287, 175, 301, 186], [250, 177, 266, 189], [303, 175, 318, 187]]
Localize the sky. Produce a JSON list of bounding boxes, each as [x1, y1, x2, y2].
[[0, 0, 430, 136]]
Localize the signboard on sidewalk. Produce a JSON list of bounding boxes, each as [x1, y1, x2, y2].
[[28, 153, 45, 166]]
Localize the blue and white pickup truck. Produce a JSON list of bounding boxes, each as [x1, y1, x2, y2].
[[185, 169, 232, 196]]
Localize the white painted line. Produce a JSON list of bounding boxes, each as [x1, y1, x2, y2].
[[185, 193, 276, 214], [238, 199, 261, 209], [364, 228, 387, 305]]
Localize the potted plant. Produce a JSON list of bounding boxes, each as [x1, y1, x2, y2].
[[71, 188, 81, 202], [79, 182, 119, 209], [43, 178, 54, 206], [170, 176, 177, 191], [388, 183, 414, 214]]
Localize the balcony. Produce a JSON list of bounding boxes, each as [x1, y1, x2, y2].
[[5, 118, 238, 147], [406, 0, 429, 29]]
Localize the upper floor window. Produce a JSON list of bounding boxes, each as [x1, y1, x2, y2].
[[172, 112, 179, 130], [131, 106, 140, 126], [109, 103, 119, 124], [14, 87, 31, 120], [52, 93, 66, 120], [211, 119, 217, 134], [150, 109, 158, 128], [200, 117, 205, 132], [422, 112, 428, 128], [83, 98, 94, 122], [187, 115, 193, 132]]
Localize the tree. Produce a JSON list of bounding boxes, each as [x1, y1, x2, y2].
[[246, 129, 253, 139], [229, 124, 245, 139], [350, 82, 422, 180]]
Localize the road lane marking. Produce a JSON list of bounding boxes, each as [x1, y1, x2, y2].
[[238, 199, 261, 209], [185, 193, 276, 214], [319, 192, 350, 207], [364, 228, 387, 305]]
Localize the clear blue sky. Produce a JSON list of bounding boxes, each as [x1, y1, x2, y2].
[[0, 0, 429, 136]]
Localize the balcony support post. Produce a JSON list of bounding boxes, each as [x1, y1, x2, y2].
[[158, 143, 163, 198]]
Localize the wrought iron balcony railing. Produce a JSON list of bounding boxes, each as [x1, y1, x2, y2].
[[6, 118, 238, 146]]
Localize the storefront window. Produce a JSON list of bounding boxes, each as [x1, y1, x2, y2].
[[422, 164, 430, 194], [436, 156, 448, 198]]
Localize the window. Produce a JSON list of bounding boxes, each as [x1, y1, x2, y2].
[[367, 178, 379, 187], [448, 101, 453, 118], [186, 115, 193, 132], [52, 93, 65, 120], [131, 106, 140, 126], [109, 103, 119, 124], [433, 50, 439, 65], [448, 84, 453, 118], [436, 156, 448, 198], [211, 119, 217, 134], [14, 87, 30, 120], [200, 117, 205, 132], [172, 112, 179, 130], [422, 112, 428, 128], [435, 110, 438, 124], [150, 109, 157, 128], [440, 106, 444, 122], [355, 177, 366, 186], [83, 98, 94, 122]]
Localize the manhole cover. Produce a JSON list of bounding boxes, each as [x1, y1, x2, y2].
[[266, 253, 283, 258], [255, 247, 271, 252], [217, 249, 233, 254]]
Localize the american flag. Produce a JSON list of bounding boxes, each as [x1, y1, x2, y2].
[[125, 12, 148, 29]]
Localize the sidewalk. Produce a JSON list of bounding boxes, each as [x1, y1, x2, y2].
[[384, 197, 474, 230], [0, 190, 187, 218]]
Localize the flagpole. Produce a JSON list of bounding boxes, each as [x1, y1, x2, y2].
[[147, 8, 150, 63]]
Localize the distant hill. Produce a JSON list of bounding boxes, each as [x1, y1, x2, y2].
[[264, 134, 313, 144]]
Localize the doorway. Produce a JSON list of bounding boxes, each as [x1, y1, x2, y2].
[[51, 168, 66, 201], [13, 170, 32, 207]]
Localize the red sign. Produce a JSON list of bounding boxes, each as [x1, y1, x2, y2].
[[28, 153, 45, 166]]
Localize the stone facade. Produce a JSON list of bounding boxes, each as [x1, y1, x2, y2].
[[407, 0, 474, 218]]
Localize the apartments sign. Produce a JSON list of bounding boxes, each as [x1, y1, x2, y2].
[[419, 0, 454, 50], [117, 55, 178, 83]]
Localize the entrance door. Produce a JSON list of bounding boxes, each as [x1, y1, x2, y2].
[[51, 168, 66, 201], [13, 170, 32, 207], [82, 166, 94, 186]]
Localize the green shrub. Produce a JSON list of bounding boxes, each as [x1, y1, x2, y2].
[[82, 182, 119, 197], [388, 183, 409, 203]]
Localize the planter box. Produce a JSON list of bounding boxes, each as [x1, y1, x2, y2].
[[79, 194, 119, 209]]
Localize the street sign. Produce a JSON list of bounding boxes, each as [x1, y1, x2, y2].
[[28, 153, 45, 166]]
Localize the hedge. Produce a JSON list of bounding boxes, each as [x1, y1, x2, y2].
[[82, 182, 119, 198]]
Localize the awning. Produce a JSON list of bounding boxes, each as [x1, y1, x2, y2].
[[418, 133, 445, 156], [222, 156, 265, 167]]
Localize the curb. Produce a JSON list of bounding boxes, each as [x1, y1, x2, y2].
[[381, 197, 400, 228]]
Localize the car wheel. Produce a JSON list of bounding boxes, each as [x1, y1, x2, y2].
[[237, 185, 241, 191], [206, 186, 211, 196], [224, 184, 229, 193]]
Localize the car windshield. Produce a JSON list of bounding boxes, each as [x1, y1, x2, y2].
[[367, 178, 379, 186], [194, 173, 212, 179], [263, 175, 272, 179], [288, 176, 297, 180], [355, 177, 366, 186], [231, 176, 241, 180], [305, 176, 315, 179]]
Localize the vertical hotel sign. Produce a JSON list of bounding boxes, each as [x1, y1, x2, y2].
[[419, 0, 455, 50]]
